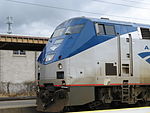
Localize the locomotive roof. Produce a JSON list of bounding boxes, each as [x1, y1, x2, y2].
[[86, 17, 150, 29]]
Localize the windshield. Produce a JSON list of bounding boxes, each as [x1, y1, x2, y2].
[[51, 24, 84, 38], [65, 24, 84, 35], [52, 28, 65, 38]]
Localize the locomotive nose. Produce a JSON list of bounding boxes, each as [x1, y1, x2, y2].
[[36, 84, 69, 112], [40, 90, 54, 104]]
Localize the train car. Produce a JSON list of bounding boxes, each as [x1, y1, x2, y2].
[[36, 17, 150, 112]]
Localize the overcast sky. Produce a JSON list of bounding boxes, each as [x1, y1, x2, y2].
[[0, 0, 150, 37]]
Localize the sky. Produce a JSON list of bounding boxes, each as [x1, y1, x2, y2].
[[0, 0, 150, 37]]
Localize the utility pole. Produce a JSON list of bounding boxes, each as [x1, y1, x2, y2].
[[6, 16, 13, 34]]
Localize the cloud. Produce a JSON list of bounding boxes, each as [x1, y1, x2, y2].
[[0, 0, 150, 36], [0, 0, 89, 36]]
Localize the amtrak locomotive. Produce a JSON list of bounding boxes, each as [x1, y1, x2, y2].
[[36, 17, 150, 112]]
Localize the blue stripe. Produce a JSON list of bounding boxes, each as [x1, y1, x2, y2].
[[146, 58, 150, 64], [138, 52, 150, 64], [138, 52, 150, 58], [69, 35, 115, 57]]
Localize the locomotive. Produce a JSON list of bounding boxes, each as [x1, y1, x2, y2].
[[36, 17, 150, 112]]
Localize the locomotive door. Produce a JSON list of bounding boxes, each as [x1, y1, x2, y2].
[[117, 33, 133, 77]]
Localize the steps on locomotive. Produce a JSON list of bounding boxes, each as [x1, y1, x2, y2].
[[121, 80, 130, 103]]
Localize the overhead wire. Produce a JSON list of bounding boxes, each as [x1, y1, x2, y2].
[[93, 0, 150, 10], [121, 0, 150, 4], [4, 0, 150, 22]]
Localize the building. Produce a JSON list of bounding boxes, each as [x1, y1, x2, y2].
[[0, 34, 48, 96]]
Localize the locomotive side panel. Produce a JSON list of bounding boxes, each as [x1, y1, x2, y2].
[[68, 86, 95, 106], [133, 40, 150, 83], [39, 59, 70, 85]]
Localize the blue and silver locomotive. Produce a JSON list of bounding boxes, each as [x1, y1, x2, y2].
[[37, 17, 150, 112]]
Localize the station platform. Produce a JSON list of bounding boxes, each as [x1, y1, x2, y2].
[[69, 107, 150, 113], [0, 99, 36, 109], [0, 99, 39, 113], [0, 99, 149, 113]]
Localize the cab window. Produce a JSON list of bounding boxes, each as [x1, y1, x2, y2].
[[95, 23, 116, 36], [141, 28, 150, 40], [52, 28, 65, 38], [105, 25, 116, 35], [65, 24, 84, 35], [97, 24, 105, 35]]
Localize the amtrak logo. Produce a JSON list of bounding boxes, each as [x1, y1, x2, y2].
[[145, 46, 150, 50], [138, 46, 150, 64], [138, 52, 150, 64]]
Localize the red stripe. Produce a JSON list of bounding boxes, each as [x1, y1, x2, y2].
[[66, 84, 104, 86], [39, 85, 44, 87], [53, 83, 150, 87], [53, 84, 104, 87], [38, 83, 150, 87], [128, 83, 150, 85], [110, 83, 122, 85], [110, 83, 150, 85]]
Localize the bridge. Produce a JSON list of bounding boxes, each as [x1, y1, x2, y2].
[[0, 34, 49, 51]]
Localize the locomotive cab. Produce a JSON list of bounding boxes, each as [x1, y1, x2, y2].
[[37, 17, 95, 84], [37, 17, 96, 112]]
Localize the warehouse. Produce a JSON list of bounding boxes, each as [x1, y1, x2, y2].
[[0, 34, 48, 97]]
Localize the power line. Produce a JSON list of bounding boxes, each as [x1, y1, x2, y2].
[[5, 0, 150, 22], [121, 0, 150, 5], [93, 0, 150, 10]]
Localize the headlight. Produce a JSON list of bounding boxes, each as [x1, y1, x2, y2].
[[58, 63, 63, 69], [38, 65, 40, 71], [45, 54, 55, 62]]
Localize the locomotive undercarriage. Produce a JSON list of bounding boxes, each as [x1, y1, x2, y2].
[[36, 84, 150, 112], [92, 85, 150, 108]]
